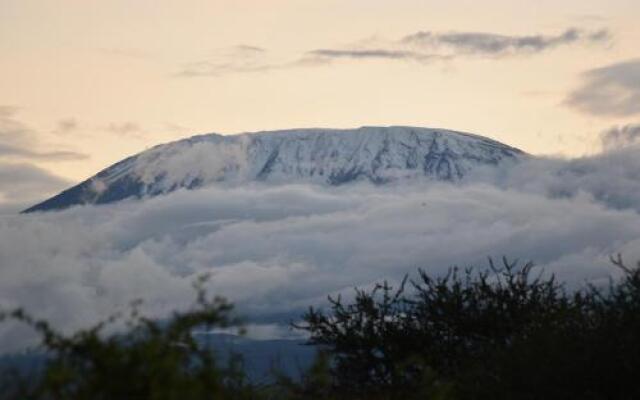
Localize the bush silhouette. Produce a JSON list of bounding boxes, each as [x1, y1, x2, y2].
[[1, 257, 640, 399], [296, 256, 640, 399], [0, 275, 255, 400]]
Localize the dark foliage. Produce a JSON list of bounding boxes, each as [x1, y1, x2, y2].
[[0, 275, 254, 400], [1, 257, 640, 399], [296, 256, 640, 400]]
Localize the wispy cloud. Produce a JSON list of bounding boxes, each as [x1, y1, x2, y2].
[[0, 106, 89, 161], [0, 110, 83, 211], [402, 28, 609, 56], [177, 45, 281, 77], [566, 58, 640, 117], [0, 143, 88, 161], [177, 60, 281, 77], [233, 45, 265, 54], [54, 118, 79, 136], [308, 48, 428, 61], [106, 121, 144, 139], [178, 27, 610, 77]]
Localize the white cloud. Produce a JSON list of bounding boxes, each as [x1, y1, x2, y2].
[[467, 146, 640, 212], [2, 148, 640, 351], [133, 137, 251, 192]]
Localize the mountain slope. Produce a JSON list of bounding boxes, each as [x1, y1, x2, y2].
[[24, 126, 525, 212]]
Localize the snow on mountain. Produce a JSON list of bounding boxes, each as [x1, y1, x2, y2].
[[23, 126, 525, 212]]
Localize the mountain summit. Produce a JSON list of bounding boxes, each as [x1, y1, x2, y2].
[[24, 126, 524, 212]]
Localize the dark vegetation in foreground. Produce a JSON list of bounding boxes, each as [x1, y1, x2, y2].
[[1, 257, 640, 399]]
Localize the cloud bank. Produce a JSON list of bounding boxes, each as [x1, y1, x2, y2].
[[2, 145, 640, 351]]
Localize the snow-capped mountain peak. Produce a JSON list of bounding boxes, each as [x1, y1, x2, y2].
[[24, 126, 524, 212]]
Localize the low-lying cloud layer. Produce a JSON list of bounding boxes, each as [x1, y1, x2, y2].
[[2, 145, 640, 351]]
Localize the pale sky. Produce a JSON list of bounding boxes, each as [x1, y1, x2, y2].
[[1, 0, 640, 204]]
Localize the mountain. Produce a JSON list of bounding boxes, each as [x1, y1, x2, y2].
[[23, 126, 525, 213]]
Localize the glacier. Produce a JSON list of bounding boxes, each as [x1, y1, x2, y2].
[[23, 126, 524, 212]]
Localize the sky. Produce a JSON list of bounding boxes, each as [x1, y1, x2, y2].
[[1, 0, 640, 208]]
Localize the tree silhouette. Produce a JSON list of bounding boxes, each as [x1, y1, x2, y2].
[[296, 257, 640, 399]]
